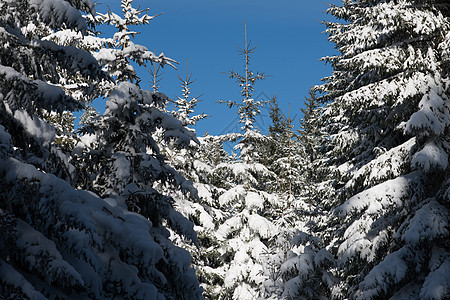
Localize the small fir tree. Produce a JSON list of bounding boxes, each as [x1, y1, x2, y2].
[[219, 21, 268, 165], [209, 22, 284, 299], [172, 59, 209, 127]]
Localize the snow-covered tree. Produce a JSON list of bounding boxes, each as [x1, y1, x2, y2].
[[270, 92, 336, 300], [197, 23, 286, 300], [0, 0, 203, 298], [0, 0, 107, 178], [257, 93, 335, 299], [199, 133, 230, 170], [159, 59, 209, 175], [160, 134, 229, 299], [266, 98, 303, 196], [297, 90, 329, 204], [219, 22, 268, 165], [95, 0, 176, 85], [172, 59, 208, 127], [282, 1, 450, 299], [149, 64, 230, 298]]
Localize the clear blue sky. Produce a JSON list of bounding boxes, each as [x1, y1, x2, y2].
[[93, 0, 340, 137]]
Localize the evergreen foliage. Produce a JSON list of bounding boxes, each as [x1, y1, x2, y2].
[[1, 0, 449, 299], [0, 0, 203, 298], [266, 97, 303, 196], [95, 0, 176, 85], [172, 59, 209, 127], [262, 93, 334, 300], [281, 1, 450, 299], [219, 22, 268, 165], [205, 23, 284, 300], [298, 90, 329, 204]]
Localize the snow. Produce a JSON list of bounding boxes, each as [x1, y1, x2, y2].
[[233, 283, 257, 300], [406, 85, 450, 137], [356, 247, 409, 300], [347, 138, 416, 188], [314, 248, 335, 267], [1, 0, 447, 298], [412, 141, 448, 172], [193, 182, 213, 200], [280, 254, 299, 275], [218, 185, 246, 207], [389, 282, 421, 300], [402, 199, 449, 245], [167, 208, 198, 246], [0, 124, 11, 149], [217, 215, 241, 241], [336, 171, 421, 217], [0, 258, 46, 300], [29, 0, 90, 32], [331, 71, 433, 116], [0, 65, 81, 113], [215, 162, 274, 186], [335, 172, 425, 261], [248, 214, 277, 240], [5, 158, 40, 182], [94, 48, 117, 63], [193, 159, 212, 174], [14, 219, 84, 287], [420, 252, 450, 299], [44, 29, 109, 50], [245, 191, 264, 211], [113, 153, 131, 180], [1, 157, 201, 298], [0, 0, 206, 297]]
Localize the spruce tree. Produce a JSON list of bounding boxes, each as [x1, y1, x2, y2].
[[172, 59, 208, 127], [281, 1, 450, 299], [0, 1, 203, 298], [155, 62, 230, 299], [273, 92, 336, 300], [148, 55, 164, 93], [159, 134, 229, 300], [207, 23, 285, 299], [96, 0, 176, 85], [266, 97, 287, 189], [267, 100, 303, 196], [219, 22, 268, 165], [298, 90, 329, 204]]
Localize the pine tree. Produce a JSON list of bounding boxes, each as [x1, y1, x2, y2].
[[283, 1, 450, 299]]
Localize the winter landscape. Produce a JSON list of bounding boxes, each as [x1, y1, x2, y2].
[[0, 0, 449, 299]]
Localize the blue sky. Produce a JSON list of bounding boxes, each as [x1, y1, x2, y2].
[[93, 0, 341, 136]]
